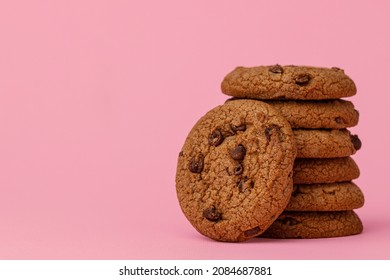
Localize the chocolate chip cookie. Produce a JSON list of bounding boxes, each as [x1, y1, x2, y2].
[[286, 182, 364, 211], [176, 99, 296, 242], [293, 157, 360, 184], [221, 65, 356, 100], [294, 129, 361, 158], [263, 99, 359, 129], [225, 98, 359, 129], [260, 211, 363, 239]]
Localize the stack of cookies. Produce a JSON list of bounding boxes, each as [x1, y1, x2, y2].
[[221, 65, 364, 239], [175, 65, 363, 242]]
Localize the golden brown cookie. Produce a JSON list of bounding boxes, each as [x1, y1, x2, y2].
[[263, 99, 359, 129], [176, 99, 296, 242], [286, 182, 364, 211], [294, 129, 361, 158], [221, 65, 356, 100], [293, 157, 360, 184], [260, 211, 363, 239]]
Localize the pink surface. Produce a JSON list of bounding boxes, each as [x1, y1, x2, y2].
[[0, 0, 389, 259]]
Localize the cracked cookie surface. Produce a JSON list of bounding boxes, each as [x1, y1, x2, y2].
[[263, 99, 359, 129], [260, 211, 363, 239], [221, 65, 356, 100], [293, 157, 360, 184], [286, 182, 364, 211], [176, 99, 296, 242], [226, 98, 359, 129], [294, 129, 361, 158]]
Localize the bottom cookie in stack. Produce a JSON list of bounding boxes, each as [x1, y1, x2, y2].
[[260, 211, 363, 239], [258, 182, 364, 239]]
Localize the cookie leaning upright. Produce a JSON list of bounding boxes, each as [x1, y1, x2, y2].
[[221, 65, 356, 100], [176, 99, 296, 242]]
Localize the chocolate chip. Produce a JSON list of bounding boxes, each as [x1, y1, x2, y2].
[[189, 155, 204, 173], [244, 226, 261, 237], [335, 117, 345, 124], [208, 129, 224, 146], [295, 73, 311, 86], [229, 144, 246, 161], [350, 134, 362, 150], [324, 189, 336, 195], [231, 123, 247, 133], [265, 125, 281, 142], [179, 151, 184, 157], [238, 177, 254, 192], [279, 217, 300, 226], [233, 163, 244, 175], [269, 64, 283, 74], [331, 67, 344, 72], [203, 207, 221, 222]]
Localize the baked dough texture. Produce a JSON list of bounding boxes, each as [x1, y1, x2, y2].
[[221, 65, 356, 100], [286, 182, 364, 211], [260, 211, 363, 239], [176, 99, 296, 242]]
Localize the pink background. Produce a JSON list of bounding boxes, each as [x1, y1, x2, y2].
[[0, 0, 389, 259]]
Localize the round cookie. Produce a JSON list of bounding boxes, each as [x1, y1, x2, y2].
[[294, 129, 361, 158], [225, 98, 359, 129], [260, 211, 363, 239], [286, 182, 365, 211], [293, 157, 360, 184], [262, 99, 359, 129], [221, 65, 356, 100], [176, 99, 296, 242]]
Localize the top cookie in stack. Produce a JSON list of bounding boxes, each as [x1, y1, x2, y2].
[[221, 65, 364, 239], [221, 65, 356, 101]]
